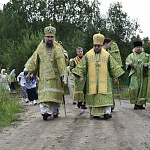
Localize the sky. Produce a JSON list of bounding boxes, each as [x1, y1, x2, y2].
[[100, 0, 150, 39], [0, 0, 150, 39]]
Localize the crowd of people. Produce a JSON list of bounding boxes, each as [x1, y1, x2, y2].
[[0, 68, 38, 106], [0, 24, 150, 121]]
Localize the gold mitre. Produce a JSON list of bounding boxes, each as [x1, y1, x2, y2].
[[44, 24, 56, 37], [93, 33, 105, 45]]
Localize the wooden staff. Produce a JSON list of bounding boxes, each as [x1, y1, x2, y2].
[[117, 80, 121, 105], [63, 94, 67, 117]]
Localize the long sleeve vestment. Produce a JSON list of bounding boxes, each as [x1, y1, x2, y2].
[[25, 41, 67, 104]]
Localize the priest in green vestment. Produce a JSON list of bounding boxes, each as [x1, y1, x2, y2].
[[72, 34, 124, 119], [70, 47, 87, 109], [103, 38, 123, 111], [25, 25, 67, 120], [126, 41, 150, 110]]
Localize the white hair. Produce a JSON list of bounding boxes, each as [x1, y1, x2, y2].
[[132, 47, 144, 52]]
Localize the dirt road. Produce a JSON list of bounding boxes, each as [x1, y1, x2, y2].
[[0, 95, 150, 150]]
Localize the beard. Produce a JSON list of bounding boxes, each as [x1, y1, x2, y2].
[[46, 41, 54, 48]]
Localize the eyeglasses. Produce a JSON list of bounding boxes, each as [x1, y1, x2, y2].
[[93, 45, 101, 47]]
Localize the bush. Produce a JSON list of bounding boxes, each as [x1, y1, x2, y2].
[[0, 85, 23, 127]]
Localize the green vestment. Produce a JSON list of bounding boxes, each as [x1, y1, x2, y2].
[[107, 42, 123, 109], [70, 56, 85, 102], [108, 42, 123, 67], [126, 51, 150, 105], [25, 41, 67, 104], [73, 49, 124, 115]]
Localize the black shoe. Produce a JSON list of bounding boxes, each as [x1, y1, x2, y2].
[[81, 105, 87, 109], [73, 102, 76, 105], [77, 102, 82, 108], [134, 104, 145, 110], [138, 105, 145, 109], [134, 104, 139, 110], [42, 113, 50, 121], [92, 116, 100, 119], [53, 114, 58, 118], [104, 114, 112, 119]]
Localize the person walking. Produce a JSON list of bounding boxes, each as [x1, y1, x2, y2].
[[73, 33, 124, 119], [26, 74, 38, 105], [0, 69, 10, 91], [17, 68, 29, 103], [70, 47, 87, 109], [8, 69, 16, 93], [25, 24, 67, 120], [103, 38, 123, 111], [126, 41, 150, 110]]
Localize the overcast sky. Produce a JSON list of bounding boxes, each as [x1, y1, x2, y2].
[[0, 0, 150, 38], [100, 0, 150, 38]]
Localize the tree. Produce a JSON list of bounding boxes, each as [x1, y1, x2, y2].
[[104, 2, 141, 68], [0, 0, 146, 76], [143, 37, 150, 54], [0, 0, 107, 65], [106, 2, 139, 43], [0, 32, 44, 74]]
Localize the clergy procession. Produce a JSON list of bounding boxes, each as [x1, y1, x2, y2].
[[0, 24, 150, 121]]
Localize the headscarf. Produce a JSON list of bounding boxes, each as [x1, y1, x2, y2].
[[11, 69, 16, 77], [23, 68, 28, 76], [23, 68, 28, 72], [1, 69, 6, 75]]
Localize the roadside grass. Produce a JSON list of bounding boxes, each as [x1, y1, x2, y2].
[[0, 79, 129, 127], [113, 77, 130, 100], [64, 86, 69, 94], [120, 88, 130, 99], [0, 85, 23, 127], [114, 87, 130, 100]]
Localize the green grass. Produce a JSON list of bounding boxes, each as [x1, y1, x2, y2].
[[120, 88, 130, 99], [0, 85, 23, 127], [64, 86, 70, 94], [114, 88, 130, 100], [113, 75, 130, 100]]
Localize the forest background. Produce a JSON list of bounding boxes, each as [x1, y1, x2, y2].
[[0, 0, 150, 83]]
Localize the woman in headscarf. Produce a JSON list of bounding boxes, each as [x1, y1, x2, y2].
[[8, 69, 16, 93], [0, 69, 10, 91], [17, 68, 29, 102], [26, 73, 38, 105]]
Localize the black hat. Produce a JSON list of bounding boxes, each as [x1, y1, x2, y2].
[[134, 41, 142, 47]]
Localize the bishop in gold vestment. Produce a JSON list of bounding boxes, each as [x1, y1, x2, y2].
[[25, 25, 67, 120], [73, 34, 124, 119]]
